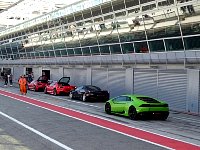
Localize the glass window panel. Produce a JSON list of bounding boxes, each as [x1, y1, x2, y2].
[[134, 41, 149, 53], [165, 38, 184, 51], [91, 6, 102, 17], [121, 43, 134, 53], [149, 40, 165, 52], [184, 36, 200, 50], [82, 47, 91, 55], [181, 22, 200, 36], [67, 48, 74, 56], [31, 53, 35, 58], [99, 34, 119, 44], [35, 52, 39, 58], [83, 9, 92, 19], [90, 46, 100, 55], [101, 2, 113, 14], [44, 51, 49, 57], [110, 44, 121, 54], [49, 51, 55, 57], [39, 52, 44, 57], [74, 48, 82, 55], [55, 50, 61, 57], [113, 0, 125, 11], [100, 45, 110, 54], [125, 0, 139, 8], [61, 49, 68, 56]]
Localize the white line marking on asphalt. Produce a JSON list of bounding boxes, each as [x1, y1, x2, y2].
[[0, 111, 73, 150]]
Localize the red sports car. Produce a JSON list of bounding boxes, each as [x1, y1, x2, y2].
[[44, 77, 76, 95], [28, 76, 50, 91]]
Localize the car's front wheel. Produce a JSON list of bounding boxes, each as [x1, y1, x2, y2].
[[69, 93, 73, 99], [82, 94, 86, 102], [53, 88, 57, 96], [105, 103, 111, 114], [128, 106, 137, 120], [33, 85, 37, 92]]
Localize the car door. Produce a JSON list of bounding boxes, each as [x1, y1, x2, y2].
[[111, 96, 128, 113]]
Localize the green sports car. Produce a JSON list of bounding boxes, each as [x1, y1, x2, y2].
[[105, 94, 169, 120]]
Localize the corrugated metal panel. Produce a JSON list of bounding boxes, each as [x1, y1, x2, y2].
[[158, 71, 187, 111], [134, 70, 158, 98], [50, 68, 60, 80], [199, 71, 200, 113], [64, 68, 87, 86], [108, 69, 126, 97], [13, 66, 24, 82], [92, 69, 108, 92]]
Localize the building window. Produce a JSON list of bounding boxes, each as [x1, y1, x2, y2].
[[184, 36, 200, 50], [121, 43, 134, 53], [134, 42, 149, 53], [165, 38, 184, 51], [149, 40, 165, 52]]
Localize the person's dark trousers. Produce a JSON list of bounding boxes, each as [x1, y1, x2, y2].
[[4, 79, 8, 85], [10, 80, 12, 86]]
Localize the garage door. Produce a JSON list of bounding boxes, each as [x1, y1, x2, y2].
[[134, 70, 158, 98], [64, 68, 87, 87], [108, 69, 126, 97], [13, 66, 24, 82], [92, 69, 108, 92], [158, 70, 187, 111]]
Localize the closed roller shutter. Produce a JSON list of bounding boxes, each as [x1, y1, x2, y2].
[[108, 69, 126, 97], [134, 70, 158, 98], [13, 67, 24, 82], [92, 69, 108, 92], [64, 68, 87, 86], [158, 70, 187, 111], [50, 68, 60, 80]]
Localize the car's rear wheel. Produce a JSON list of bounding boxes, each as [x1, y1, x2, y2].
[[53, 88, 57, 96], [44, 87, 47, 94], [82, 94, 86, 102], [128, 106, 137, 120], [69, 93, 73, 99], [161, 113, 169, 120], [105, 103, 111, 114]]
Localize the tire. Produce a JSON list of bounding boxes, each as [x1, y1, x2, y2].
[[53, 88, 57, 96], [69, 93, 73, 99], [128, 106, 137, 120], [33, 85, 37, 92], [44, 87, 47, 94], [161, 113, 169, 120], [105, 103, 111, 114], [82, 94, 86, 102]]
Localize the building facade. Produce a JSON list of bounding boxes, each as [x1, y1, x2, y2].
[[0, 0, 200, 114]]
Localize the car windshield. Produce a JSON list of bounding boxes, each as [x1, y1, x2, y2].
[[38, 76, 48, 82], [137, 97, 159, 103], [86, 85, 101, 91], [59, 77, 70, 83]]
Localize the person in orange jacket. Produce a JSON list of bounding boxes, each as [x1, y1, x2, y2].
[[18, 75, 27, 95]]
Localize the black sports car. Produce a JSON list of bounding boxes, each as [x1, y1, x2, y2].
[[69, 85, 109, 102]]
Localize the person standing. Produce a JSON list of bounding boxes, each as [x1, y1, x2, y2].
[[4, 73, 8, 86], [18, 75, 27, 95], [8, 73, 13, 86]]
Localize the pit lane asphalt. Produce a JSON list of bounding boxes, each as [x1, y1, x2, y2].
[[0, 83, 200, 150]]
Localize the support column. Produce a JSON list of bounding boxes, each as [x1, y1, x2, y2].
[[186, 69, 199, 113], [125, 68, 134, 94]]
